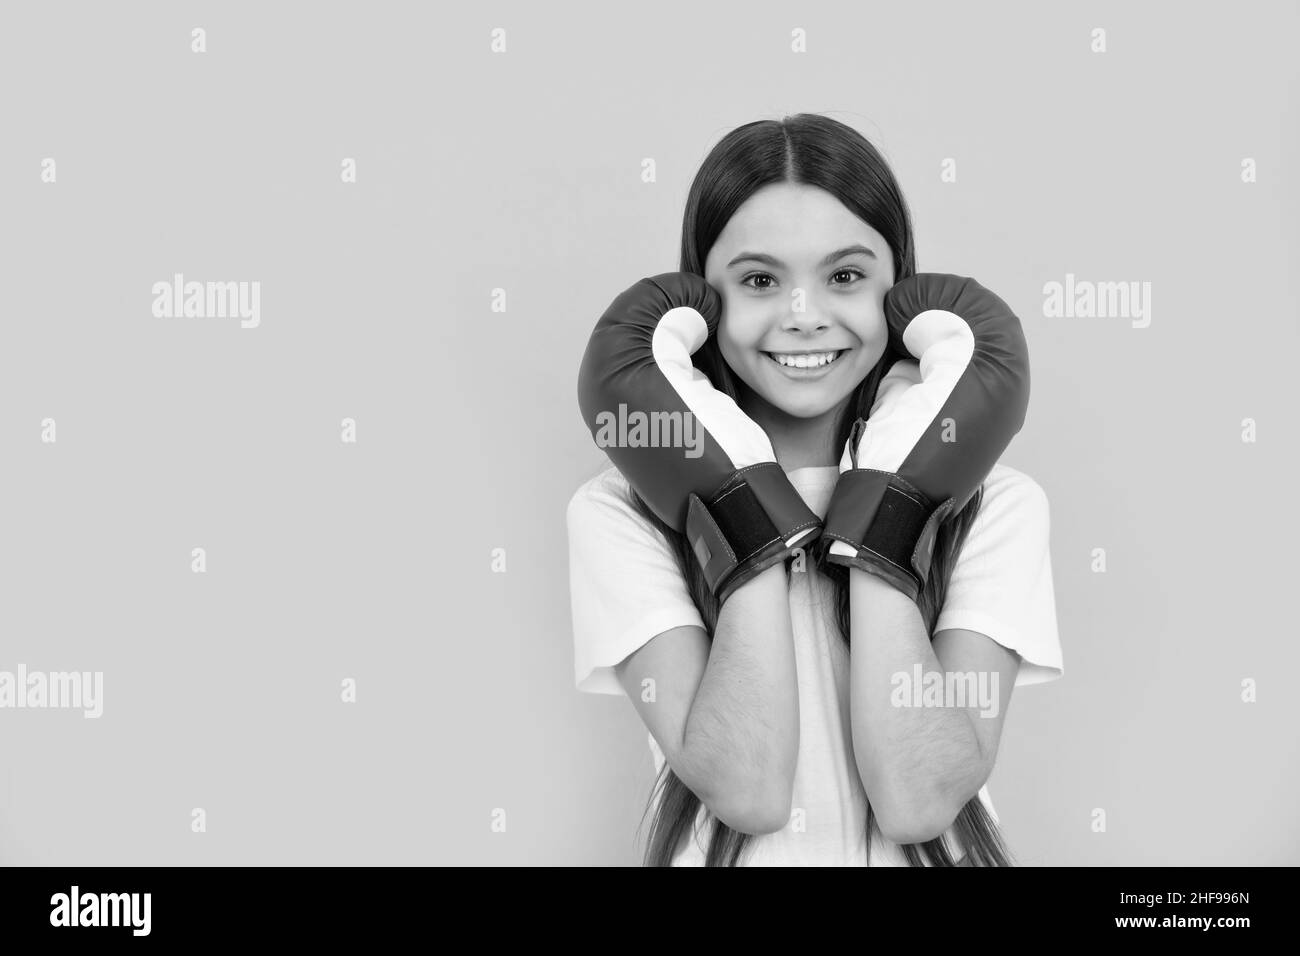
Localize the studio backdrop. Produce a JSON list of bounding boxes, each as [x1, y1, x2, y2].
[[0, 0, 1296, 865]]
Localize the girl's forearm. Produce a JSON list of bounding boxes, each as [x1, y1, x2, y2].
[[848, 570, 985, 844], [681, 562, 799, 832]]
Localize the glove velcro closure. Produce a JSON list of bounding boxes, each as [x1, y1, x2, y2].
[[685, 462, 821, 606], [819, 469, 955, 603]]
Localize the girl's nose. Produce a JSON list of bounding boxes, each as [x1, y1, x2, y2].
[[782, 295, 831, 334]]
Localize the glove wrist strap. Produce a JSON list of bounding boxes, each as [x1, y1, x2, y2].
[[685, 462, 820, 606], [820, 469, 954, 602]]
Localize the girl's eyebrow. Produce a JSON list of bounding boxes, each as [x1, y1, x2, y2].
[[726, 244, 878, 269]]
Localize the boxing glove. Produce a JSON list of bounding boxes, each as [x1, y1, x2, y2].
[[818, 274, 1030, 601], [577, 272, 821, 606]]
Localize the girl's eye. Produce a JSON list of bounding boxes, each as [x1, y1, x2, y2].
[[740, 272, 777, 290], [832, 268, 866, 285]]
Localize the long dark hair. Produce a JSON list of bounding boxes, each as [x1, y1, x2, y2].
[[629, 114, 1013, 866]]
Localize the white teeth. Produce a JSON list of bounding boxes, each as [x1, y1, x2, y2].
[[770, 351, 841, 368]]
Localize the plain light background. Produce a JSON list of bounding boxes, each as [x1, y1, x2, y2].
[[0, 0, 1296, 865]]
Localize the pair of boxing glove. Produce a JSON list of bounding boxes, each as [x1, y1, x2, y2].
[[576, 271, 1030, 607]]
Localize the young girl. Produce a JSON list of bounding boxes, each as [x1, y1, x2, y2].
[[567, 114, 1063, 866]]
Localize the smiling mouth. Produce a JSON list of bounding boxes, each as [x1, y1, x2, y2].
[[762, 349, 848, 369]]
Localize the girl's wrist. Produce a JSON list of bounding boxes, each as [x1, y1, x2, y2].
[[849, 566, 919, 615]]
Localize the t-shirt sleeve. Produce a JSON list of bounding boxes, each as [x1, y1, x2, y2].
[[934, 468, 1064, 687], [566, 469, 706, 696]]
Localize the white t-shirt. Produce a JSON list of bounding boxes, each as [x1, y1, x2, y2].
[[566, 460, 1063, 866]]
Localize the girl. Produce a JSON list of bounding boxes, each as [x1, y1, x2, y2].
[[567, 113, 1062, 866]]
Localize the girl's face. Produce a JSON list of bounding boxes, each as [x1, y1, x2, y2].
[[703, 182, 896, 421]]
